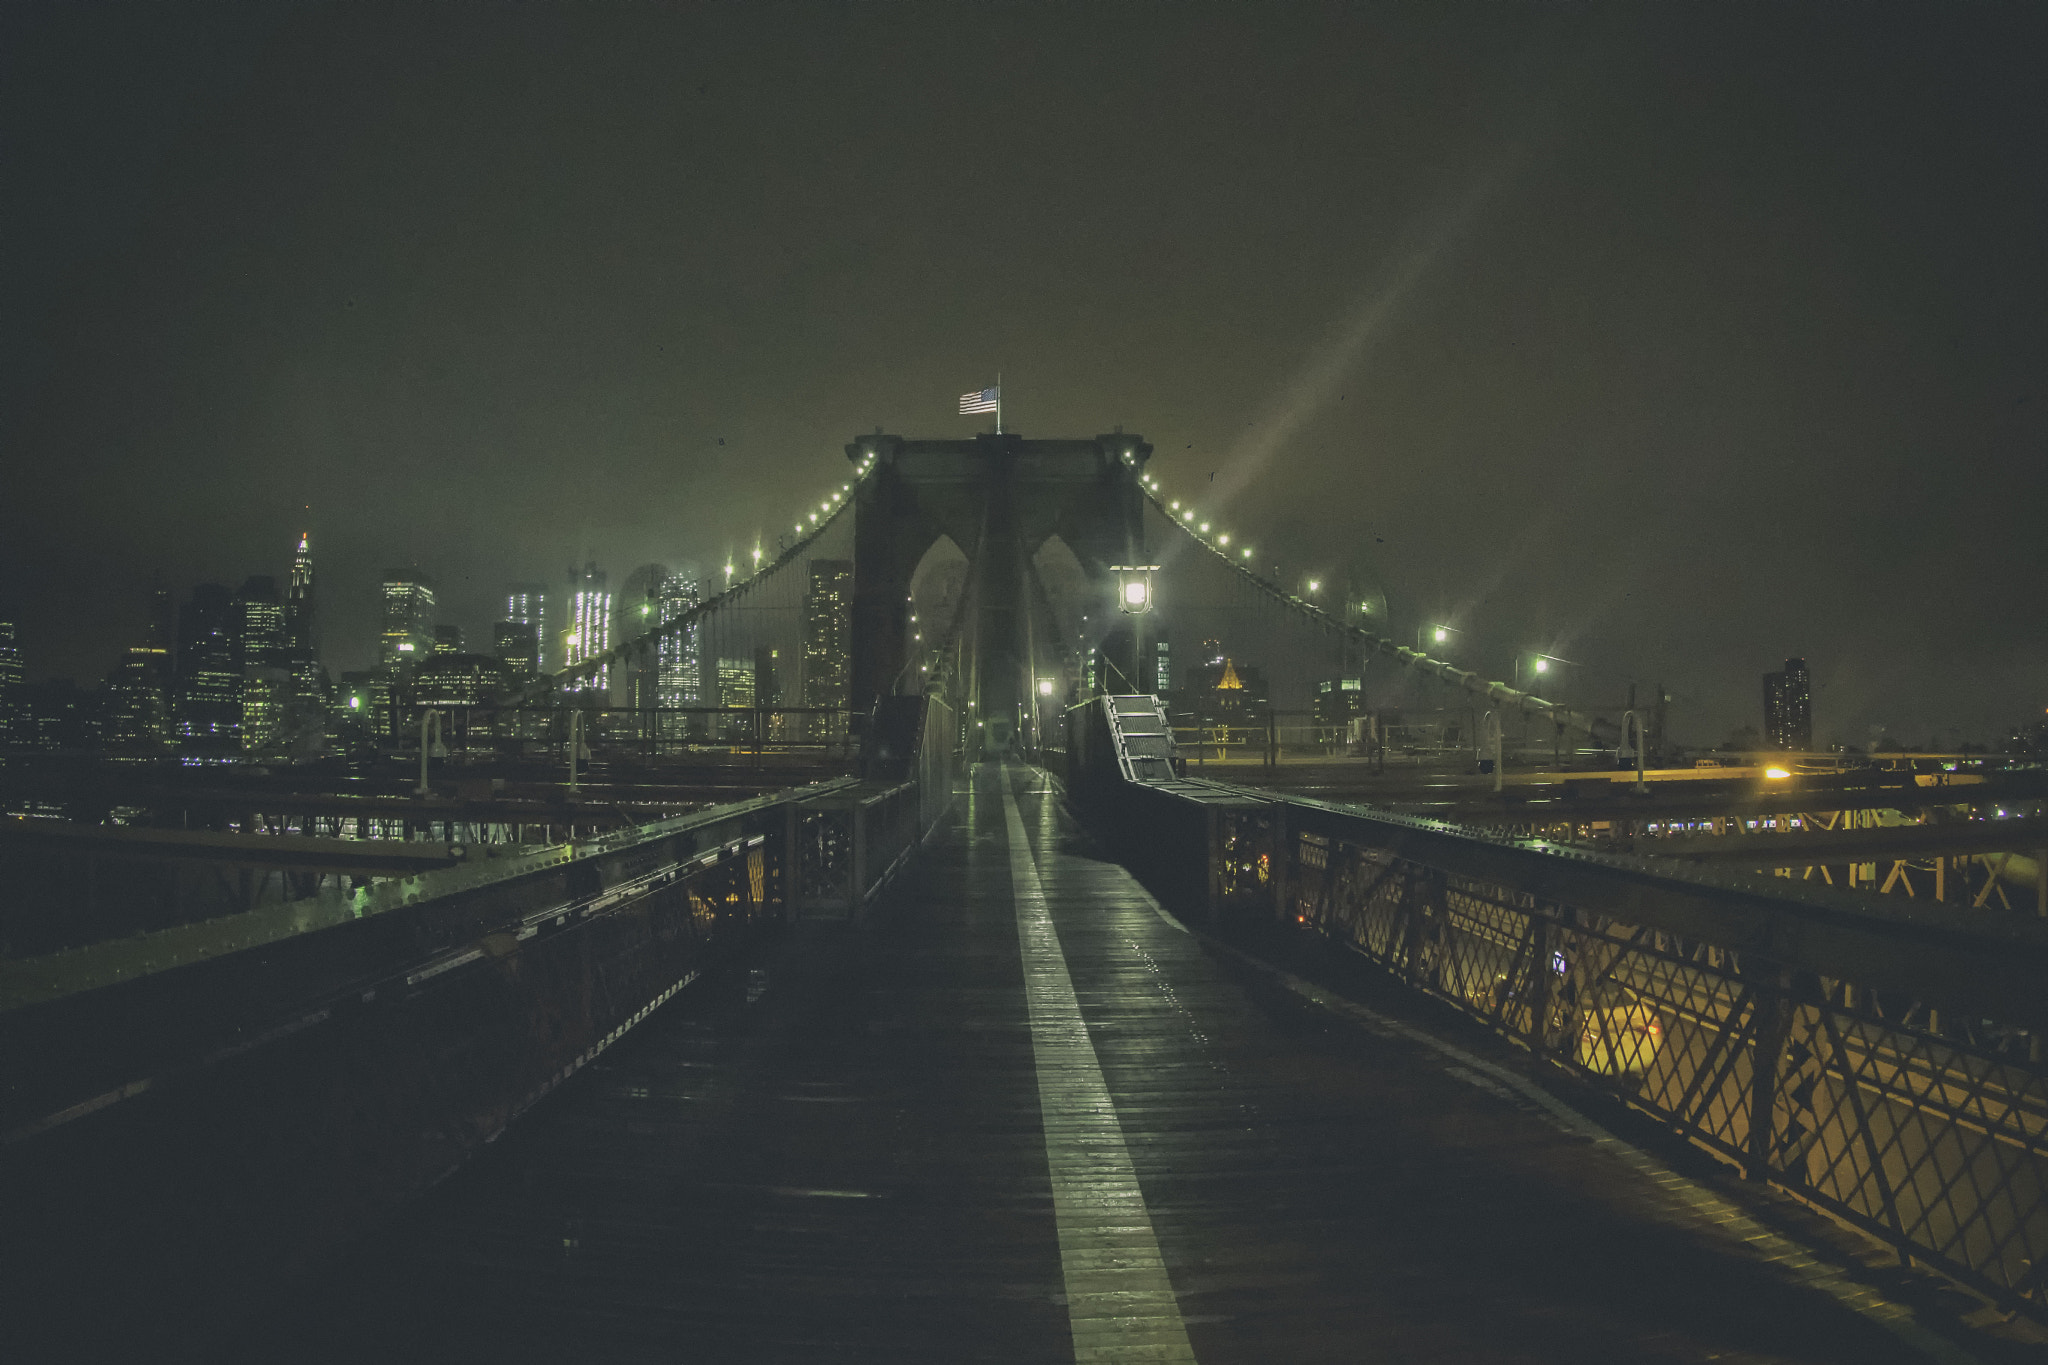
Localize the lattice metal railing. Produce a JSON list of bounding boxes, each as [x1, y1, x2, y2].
[[1233, 805, 2048, 1320]]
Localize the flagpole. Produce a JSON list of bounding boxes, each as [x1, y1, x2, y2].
[[996, 371, 1002, 435]]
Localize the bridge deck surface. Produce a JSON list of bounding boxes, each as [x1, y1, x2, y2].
[[257, 764, 1939, 1363]]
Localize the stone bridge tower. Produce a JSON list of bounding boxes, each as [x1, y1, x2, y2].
[[846, 431, 1152, 753]]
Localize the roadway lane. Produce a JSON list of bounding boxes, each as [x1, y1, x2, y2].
[[248, 763, 1956, 1363]]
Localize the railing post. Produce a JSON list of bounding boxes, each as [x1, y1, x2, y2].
[[1268, 803, 1290, 925], [1204, 805, 1223, 927], [1746, 963, 1790, 1183], [1524, 908, 1555, 1054], [852, 800, 869, 915]]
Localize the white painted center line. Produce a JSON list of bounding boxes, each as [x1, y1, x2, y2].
[[1002, 779, 1198, 1364]]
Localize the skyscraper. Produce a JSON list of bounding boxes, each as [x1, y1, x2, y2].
[[800, 560, 852, 737], [493, 620, 540, 675], [1764, 657, 1813, 751], [655, 569, 703, 719], [717, 654, 754, 740], [286, 532, 315, 658], [506, 583, 548, 665], [565, 562, 611, 695], [235, 576, 289, 752], [282, 532, 324, 705], [381, 570, 436, 665], [104, 592, 173, 749], [0, 620, 21, 745], [174, 584, 240, 748]]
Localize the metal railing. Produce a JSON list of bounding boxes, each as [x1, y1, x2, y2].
[[1116, 779, 2048, 1321]]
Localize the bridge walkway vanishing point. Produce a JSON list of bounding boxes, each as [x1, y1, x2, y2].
[[247, 763, 1980, 1365]]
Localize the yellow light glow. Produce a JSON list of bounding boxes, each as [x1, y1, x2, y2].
[[1218, 534, 1229, 545], [1765, 766, 1792, 780]]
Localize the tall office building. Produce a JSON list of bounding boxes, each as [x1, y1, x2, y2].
[[717, 655, 754, 740], [506, 583, 549, 667], [174, 584, 241, 748], [493, 620, 541, 675], [655, 569, 703, 710], [614, 563, 672, 722], [565, 562, 611, 694], [0, 620, 21, 744], [235, 576, 290, 752], [1764, 657, 1813, 751], [104, 594, 174, 749], [381, 570, 436, 664], [799, 560, 852, 735], [286, 532, 315, 658]]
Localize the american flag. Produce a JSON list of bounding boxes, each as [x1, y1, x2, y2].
[[958, 386, 999, 414]]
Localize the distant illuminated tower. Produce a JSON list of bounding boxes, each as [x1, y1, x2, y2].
[[656, 570, 703, 708], [716, 654, 753, 740], [235, 576, 289, 752], [1763, 657, 1813, 751], [565, 561, 611, 694], [174, 584, 241, 748], [286, 532, 315, 657], [800, 559, 852, 735], [505, 582, 549, 667], [106, 590, 174, 748], [381, 570, 436, 665], [0, 620, 22, 744], [493, 620, 540, 675]]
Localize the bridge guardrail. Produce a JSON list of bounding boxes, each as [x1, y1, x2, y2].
[[1106, 775, 2048, 1323], [1, 723, 959, 1333]]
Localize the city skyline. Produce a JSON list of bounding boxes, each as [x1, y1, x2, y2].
[[3, 5, 2044, 747]]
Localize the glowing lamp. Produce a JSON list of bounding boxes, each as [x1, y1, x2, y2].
[[1038, 679, 1055, 696], [1765, 766, 1791, 780], [1110, 564, 1159, 615]]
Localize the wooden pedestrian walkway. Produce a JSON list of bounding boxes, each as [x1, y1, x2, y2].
[[251, 764, 1966, 1363]]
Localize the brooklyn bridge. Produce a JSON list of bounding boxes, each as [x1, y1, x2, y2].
[[4, 433, 2045, 1362]]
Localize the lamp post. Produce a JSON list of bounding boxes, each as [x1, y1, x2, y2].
[[1419, 623, 1460, 653], [567, 709, 593, 795], [1482, 709, 1505, 794], [1515, 653, 1563, 693], [416, 708, 448, 796], [1620, 709, 1649, 792], [1108, 564, 1159, 697]]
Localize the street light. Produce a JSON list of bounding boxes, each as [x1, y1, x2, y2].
[[416, 709, 448, 795], [1109, 564, 1159, 614], [1420, 623, 1461, 651], [1038, 678, 1055, 697], [1515, 653, 1570, 691]]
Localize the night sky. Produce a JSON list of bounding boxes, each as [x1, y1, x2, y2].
[[4, 2, 2043, 747]]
